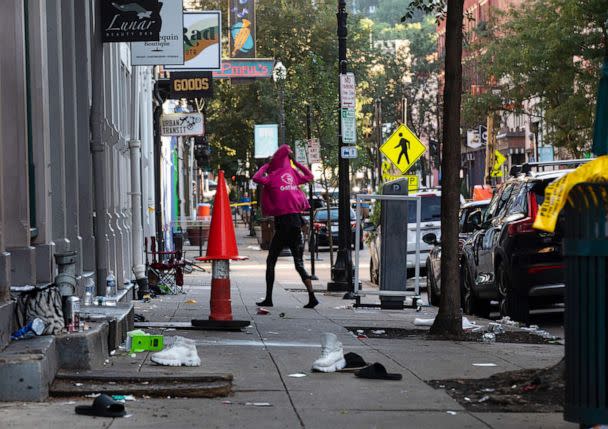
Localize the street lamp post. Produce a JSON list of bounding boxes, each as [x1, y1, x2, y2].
[[328, 0, 353, 294], [273, 61, 287, 146]]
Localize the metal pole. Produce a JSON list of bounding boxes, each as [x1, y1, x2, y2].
[[306, 104, 318, 280], [328, 0, 353, 293], [375, 98, 383, 187], [90, 0, 109, 295], [280, 83, 286, 146]]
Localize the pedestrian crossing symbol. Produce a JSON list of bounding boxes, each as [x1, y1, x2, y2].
[[490, 150, 506, 177], [380, 124, 426, 174]]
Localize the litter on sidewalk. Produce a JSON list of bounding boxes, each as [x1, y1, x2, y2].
[[257, 308, 270, 315], [288, 373, 307, 378], [472, 363, 497, 367]]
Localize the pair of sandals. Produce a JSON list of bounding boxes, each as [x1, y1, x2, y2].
[[343, 352, 402, 381]]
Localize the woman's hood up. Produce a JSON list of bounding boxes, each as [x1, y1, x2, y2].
[[268, 144, 293, 171]]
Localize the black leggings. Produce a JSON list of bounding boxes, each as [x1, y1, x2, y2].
[[266, 226, 310, 292]]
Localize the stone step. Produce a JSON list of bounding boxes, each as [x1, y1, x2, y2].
[[0, 335, 58, 401], [0, 301, 15, 351], [80, 303, 134, 352]]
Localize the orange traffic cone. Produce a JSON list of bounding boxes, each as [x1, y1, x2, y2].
[[194, 171, 249, 330], [205, 171, 240, 260]]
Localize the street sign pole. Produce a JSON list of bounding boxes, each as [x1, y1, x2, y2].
[[328, 0, 353, 294], [306, 104, 318, 280]]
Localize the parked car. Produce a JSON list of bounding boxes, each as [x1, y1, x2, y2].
[[459, 167, 574, 322], [369, 190, 442, 285], [311, 207, 363, 250], [424, 199, 491, 306]]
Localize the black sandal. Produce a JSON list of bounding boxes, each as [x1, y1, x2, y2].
[[75, 394, 127, 418], [355, 362, 402, 380]]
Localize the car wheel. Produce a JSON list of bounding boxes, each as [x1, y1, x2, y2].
[[461, 269, 491, 318], [370, 257, 379, 285], [497, 263, 529, 323]]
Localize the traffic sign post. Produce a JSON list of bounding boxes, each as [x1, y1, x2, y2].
[[295, 140, 308, 164], [380, 124, 426, 175]]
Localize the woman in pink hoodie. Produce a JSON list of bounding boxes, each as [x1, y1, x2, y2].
[[252, 145, 318, 308]]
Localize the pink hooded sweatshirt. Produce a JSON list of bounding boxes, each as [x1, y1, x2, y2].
[[252, 145, 313, 217]]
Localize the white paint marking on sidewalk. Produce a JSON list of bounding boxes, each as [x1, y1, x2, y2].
[[194, 339, 365, 349]]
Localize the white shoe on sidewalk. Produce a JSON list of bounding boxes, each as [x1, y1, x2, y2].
[[312, 333, 346, 372], [150, 336, 201, 367]]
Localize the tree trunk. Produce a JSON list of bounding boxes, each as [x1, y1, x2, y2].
[[429, 0, 465, 337]]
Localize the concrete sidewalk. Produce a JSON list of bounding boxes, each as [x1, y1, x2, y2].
[[0, 225, 573, 428]]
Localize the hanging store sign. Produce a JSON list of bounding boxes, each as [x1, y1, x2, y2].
[[160, 113, 204, 136], [254, 124, 278, 158], [169, 72, 213, 99], [102, 0, 162, 43], [212, 59, 275, 79], [166, 11, 222, 71], [229, 0, 256, 58], [131, 0, 183, 65]]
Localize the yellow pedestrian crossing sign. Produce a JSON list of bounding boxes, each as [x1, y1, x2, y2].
[[380, 124, 426, 174], [490, 150, 506, 177]]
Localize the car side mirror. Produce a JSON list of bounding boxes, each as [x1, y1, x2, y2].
[[467, 210, 482, 230], [422, 232, 439, 246]]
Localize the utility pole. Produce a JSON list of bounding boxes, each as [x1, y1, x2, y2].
[[328, 0, 353, 293], [375, 98, 383, 187], [306, 104, 318, 280]]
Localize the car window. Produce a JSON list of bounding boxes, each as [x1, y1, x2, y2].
[[408, 195, 441, 223], [505, 183, 528, 217], [494, 183, 519, 220], [314, 209, 355, 221], [483, 185, 505, 224]]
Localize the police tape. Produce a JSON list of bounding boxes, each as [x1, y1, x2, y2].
[[533, 156, 608, 232], [230, 201, 258, 207]]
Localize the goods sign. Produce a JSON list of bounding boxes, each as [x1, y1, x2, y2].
[[169, 72, 213, 99]]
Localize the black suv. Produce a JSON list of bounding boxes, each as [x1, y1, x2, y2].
[[460, 165, 577, 322]]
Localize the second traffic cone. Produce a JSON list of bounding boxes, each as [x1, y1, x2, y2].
[[206, 170, 240, 260]]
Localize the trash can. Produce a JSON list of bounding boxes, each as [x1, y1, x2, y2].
[[563, 182, 608, 426]]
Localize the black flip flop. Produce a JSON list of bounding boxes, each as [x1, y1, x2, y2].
[[75, 394, 126, 418], [355, 362, 402, 381], [338, 352, 368, 372]]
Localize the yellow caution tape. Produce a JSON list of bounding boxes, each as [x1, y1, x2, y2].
[[230, 201, 258, 207], [533, 156, 608, 232]]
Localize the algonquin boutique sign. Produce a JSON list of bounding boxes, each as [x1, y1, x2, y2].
[[102, 0, 163, 43], [131, 0, 183, 65]]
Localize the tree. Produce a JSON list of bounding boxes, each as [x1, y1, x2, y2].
[[405, 0, 465, 337], [462, 0, 608, 156]]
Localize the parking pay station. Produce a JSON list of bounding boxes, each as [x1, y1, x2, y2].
[[379, 178, 409, 309]]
